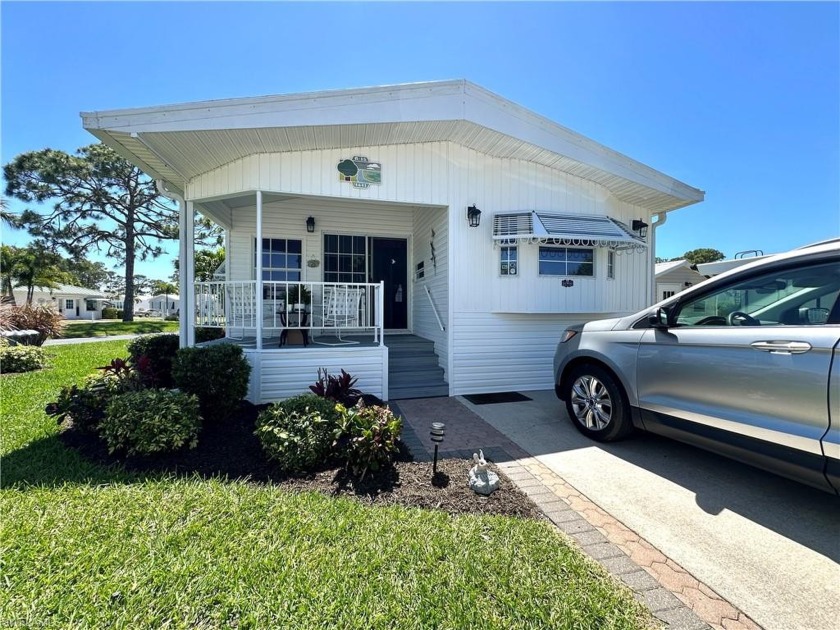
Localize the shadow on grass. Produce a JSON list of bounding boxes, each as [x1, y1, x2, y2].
[[61, 322, 175, 339]]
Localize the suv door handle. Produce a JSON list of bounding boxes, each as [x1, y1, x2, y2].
[[751, 341, 812, 354]]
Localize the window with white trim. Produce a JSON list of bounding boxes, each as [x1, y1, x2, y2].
[[65, 299, 74, 309], [323, 234, 366, 284], [255, 238, 302, 282], [500, 245, 518, 276], [538, 247, 594, 277], [607, 250, 615, 279]]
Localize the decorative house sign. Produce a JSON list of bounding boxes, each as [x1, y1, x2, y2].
[[337, 156, 381, 188]]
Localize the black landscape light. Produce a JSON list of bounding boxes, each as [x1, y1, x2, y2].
[[430, 422, 446, 475]]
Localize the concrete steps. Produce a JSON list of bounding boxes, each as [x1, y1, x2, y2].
[[385, 335, 448, 400]]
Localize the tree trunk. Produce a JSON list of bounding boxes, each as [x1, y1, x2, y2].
[[123, 230, 135, 322]]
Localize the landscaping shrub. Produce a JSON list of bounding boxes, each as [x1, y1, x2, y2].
[[101, 389, 201, 456], [0, 344, 47, 373], [172, 343, 251, 423], [255, 394, 342, 472], [101, 307, 123, 319], [127, 334, 180, 387], [195, 327, 225, 343], [2, 304, 63, 345], [333, 403, 403, 480], [45, 372, 130, 433], [309, 368, 363, 406]]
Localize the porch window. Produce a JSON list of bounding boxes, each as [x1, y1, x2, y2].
[[607, 250, 615, 280], [65, 299, 74, 309], [538, 247, 594, 277], [323, 234, 366, 284], [255, 238, 302, 281], [86, 299, 97, 311]]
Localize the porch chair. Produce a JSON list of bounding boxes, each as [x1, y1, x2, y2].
[[315, 286, 363, 345], [225, 285, 256, 341]]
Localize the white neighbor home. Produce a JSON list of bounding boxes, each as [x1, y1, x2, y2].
[[12, 284, 106, 320], [654, 259, 707, 302], [82, 80, 704, 403]]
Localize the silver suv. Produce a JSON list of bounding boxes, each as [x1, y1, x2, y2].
[[553, 240, 840, 494]]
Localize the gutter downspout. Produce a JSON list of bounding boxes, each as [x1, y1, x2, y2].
[[650, 212, 668, 305], [156, 180, 193, 348]]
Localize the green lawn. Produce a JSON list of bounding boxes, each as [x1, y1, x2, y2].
[[1, 342, 651, 629], [60, 320, 179, 339]]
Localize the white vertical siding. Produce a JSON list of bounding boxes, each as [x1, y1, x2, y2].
[[189, 140, 659, 398], [411, 205, 449, 377]]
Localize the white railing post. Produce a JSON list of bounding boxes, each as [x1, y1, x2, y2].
[[255, 191, 263, 350], [378, 280, 385, 346]]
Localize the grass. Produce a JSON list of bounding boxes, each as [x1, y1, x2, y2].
[[1, 342, 652, 629], [59, 320, 179, 339]]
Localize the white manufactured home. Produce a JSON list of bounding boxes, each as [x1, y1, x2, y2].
[[82, 80, 704, 402]]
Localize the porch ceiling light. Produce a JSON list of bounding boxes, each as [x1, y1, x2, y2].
[[631, 219, 648, 238], [467, 205, 481, 228], [306, 216, 315, 233]]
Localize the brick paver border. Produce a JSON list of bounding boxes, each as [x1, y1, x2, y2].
[[393, 399, 762, 630]]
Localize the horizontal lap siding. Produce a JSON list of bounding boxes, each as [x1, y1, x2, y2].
[[450, 312, 628, 394], [245, 347, 388, 403]]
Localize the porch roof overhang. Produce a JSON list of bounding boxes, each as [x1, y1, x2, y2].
[[493, 211, 647, 251], [81, 80, 704, 214]]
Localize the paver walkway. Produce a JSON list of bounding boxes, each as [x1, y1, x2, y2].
[[392, 396, 761, 630]]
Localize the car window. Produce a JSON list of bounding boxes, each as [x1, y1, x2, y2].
[[673, 261, 840, 327]]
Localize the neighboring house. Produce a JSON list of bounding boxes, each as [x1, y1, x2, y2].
[[696, 252, 772, 277], [82, 80, 704, 402], [11, 284, 106, 320], [654, 259, 707, 302], [148, 294, 180, 316]]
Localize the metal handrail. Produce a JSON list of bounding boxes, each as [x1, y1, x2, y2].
[[424, 285, 445, 332]]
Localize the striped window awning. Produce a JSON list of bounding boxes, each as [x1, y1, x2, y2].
[[492, 211, 647, 251]]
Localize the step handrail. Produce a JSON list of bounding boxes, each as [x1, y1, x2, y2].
[[424, 285, 445, 332]]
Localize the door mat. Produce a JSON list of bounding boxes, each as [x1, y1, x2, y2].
[[462, 392, 532, 405]]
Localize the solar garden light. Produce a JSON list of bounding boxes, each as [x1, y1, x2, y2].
[[430, 422, 445, 474]]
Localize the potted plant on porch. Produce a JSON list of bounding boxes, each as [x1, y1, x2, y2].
[[287, 284, 312, 312]]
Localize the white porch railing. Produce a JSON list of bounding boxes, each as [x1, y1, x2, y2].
[[194, 280, 385, 344]]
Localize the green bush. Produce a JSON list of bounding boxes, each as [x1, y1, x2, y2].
[[101, 389, 201, 456], [2, 304, 63, 345], [172, 343, 251, 423], [255, 395, 341, 473], [101, 307, 123, 319], [0, 344, 47, 373], [128, 334, 180, 387], [45, 372, 131, 433], [195, 327, 225, 343], [334, 403, 403, 480]]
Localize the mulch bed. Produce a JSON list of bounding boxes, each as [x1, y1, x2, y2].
[[59, 401, 541, 520]]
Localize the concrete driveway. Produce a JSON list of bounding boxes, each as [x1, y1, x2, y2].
[[462, 390, 840, 630]]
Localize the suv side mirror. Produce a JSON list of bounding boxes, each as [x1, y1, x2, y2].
[[648, 307, 671, 329]]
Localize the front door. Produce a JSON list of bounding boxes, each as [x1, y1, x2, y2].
[[369, 238, 408, 329]]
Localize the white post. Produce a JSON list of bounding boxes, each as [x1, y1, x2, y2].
[[186, 200, 196, 346], [178, 197, 188, 348], [378, 280, 385, 346], [255, 191, 263, 351]]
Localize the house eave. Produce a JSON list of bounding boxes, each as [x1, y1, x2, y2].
[[82, 80, 704, 212]]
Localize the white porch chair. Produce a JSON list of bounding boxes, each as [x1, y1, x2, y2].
[[315, 286, 363, 345], [225, 285, 256, 340]]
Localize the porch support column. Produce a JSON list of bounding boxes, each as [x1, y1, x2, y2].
[[256, 190, 263, 350], [178, 196, 189, 349], [185, 200, 196, 347]]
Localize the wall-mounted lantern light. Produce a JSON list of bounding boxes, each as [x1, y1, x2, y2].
[[631, 219, 648, 238], [467, 205, 481, 228], [306, 216, 315, 233]]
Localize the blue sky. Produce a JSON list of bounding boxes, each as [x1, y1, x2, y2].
[[2, 1, 838, 282]]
